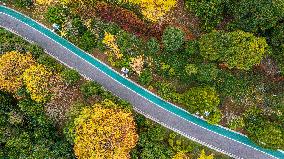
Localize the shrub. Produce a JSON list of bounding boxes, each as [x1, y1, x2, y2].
[[12, 0, 33, 8], [95, 2, 162, 38], [162, 27, 185, 52], [196, 64, 219, 83], [80, 81, 103, 98], [116, 30, 144, 57], [184, 64, 198, 76], [26, 44, 44, 59], [186, 0, 224, 31], [60, 68, 80, 85], [183, 86, 221, 124], [45, 5, 68, 25], [73, 103, 138, 158], [78, 31, 97, 52], [70, 17, 87, 36], [138, 69, 153, 86], [146, 38, 160, 56], [185, 40, 199, 56], [37, 54, 64, 72], [155, 82, 176, 101]]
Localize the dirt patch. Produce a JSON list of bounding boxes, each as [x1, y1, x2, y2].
[[158, 0, 200, 40], [45, 78, 84, 128]]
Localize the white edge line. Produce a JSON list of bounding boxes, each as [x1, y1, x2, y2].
[[0, 9, 281, 159]]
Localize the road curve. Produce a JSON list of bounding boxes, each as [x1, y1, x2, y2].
[[0, 6, 283, 159]]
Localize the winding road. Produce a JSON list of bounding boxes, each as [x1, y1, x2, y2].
[[0, 5, 283, 159]]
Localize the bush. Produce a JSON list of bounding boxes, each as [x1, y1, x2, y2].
[[186, 0, 224, 31], [60, 68, 80, 85], [196, 64, 219, 83], [162, 27, 185, 52], [45, 5, 68, 25], [80, 81, 103, 98], [12, 0, 33, 8], [185, 64, 198, 76], [78, 31, 97, 52], [95, 2, 162, 38], [116, 30, 144, 57], [146, 38, 160, 56], [70, 17, 87, 36], [138, 69, 153, 86], [26, 44, 44, 59], [182, 86, 221, 124], [185, 40, 199, 56], [37, 54, 64, 72]]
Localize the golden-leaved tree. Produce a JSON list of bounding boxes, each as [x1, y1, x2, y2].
[[0, 51, 35, 93], [73, 102, 138, 159], [125, 0, 177, 22], [35, 0, 53, 5], [172, 151, 190, 159], [22, 64, 53, 103], [198, 149, 214, 159]]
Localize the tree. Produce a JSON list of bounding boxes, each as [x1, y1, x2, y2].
[[199, 30, 268, 70], [172, 151, 190, 159], [126, 0, 177, 22], [226, 0, 284, 32], [198, 149, 214, 159], [22, 64, 53, 103], [186, 0, 225, 31], [162, 27, 185, 52], [183, 86, 221, 124], [244, 109, 284, 150], [73, 102, 138, 159], [0, 51, 35, 93]]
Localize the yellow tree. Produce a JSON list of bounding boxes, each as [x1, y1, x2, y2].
[[172, 151, 190, 159], [22, 64, 53, 103], [198, 149, 214, 159], [125, 0, 177, 22], [102, 32, 123, 59], [35, 0, 53, 5], [73, 102, 138, 159], [0, 51, 35, 93]]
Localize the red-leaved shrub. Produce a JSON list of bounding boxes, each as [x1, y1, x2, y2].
[[95, 2, 164, 39]]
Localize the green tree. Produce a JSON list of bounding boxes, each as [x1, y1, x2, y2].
[[183, 86, 221, 124], [226, 0, 284, 32], [199, 30, 268, 70], [162, 27, 185, 52], [45, 5, 68, 25], [186, 0, 225, 31], [244, 109, 284, 150]]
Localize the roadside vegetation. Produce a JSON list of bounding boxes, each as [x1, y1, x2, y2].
[[0, 28, 230, 158], [1, 0, 283, 155]]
